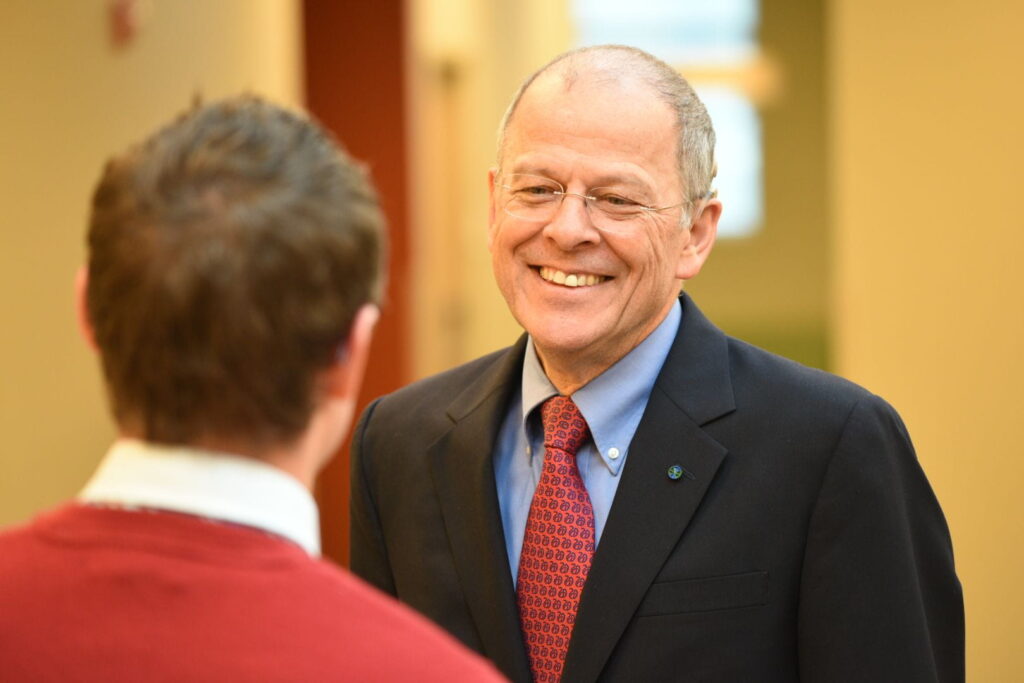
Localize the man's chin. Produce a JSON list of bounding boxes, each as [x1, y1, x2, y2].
[[529, 325, 607, 361]]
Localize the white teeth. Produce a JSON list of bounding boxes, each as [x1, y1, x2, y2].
[[539, 267, 607, 288]]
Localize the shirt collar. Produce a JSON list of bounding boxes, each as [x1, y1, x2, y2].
[[77, 439, 321, 556], [521, 299, 681, 474]]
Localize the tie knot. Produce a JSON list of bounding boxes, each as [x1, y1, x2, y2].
[[540, 396, 590, 456]]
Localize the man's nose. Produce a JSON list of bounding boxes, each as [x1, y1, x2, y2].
[[543, 192, 600, 247]]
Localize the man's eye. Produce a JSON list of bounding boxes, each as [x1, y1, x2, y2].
[[594, 193, 641, 209], [515, 185, 559, 199], [522, 185, 557, 195]]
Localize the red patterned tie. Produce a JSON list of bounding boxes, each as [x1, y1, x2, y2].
[[517, 396, 595, 683]]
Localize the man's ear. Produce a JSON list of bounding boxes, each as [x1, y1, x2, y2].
[[74, 265, 99, 351], [676, 198, 722, 281], [324, 303, 380, 402], [487, 168, 499, 250]]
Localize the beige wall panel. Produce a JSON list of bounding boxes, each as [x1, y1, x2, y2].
[[686, 0, 830, 369], [831, 0, 1023, 679], [0, 0, 302, 525], [408, 0, 572, 378]]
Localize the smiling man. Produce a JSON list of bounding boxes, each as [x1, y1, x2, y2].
[[350, 46, 963, 683]]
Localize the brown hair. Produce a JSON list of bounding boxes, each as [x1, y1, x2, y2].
[[86, 95, 384, 448]]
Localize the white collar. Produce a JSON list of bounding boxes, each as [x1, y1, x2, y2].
[[77, 439, 321, 556]]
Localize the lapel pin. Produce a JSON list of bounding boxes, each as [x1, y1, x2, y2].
[[667, 464, 695, 481]]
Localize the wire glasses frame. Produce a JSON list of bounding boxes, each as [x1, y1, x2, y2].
[[496, 173, 714, 234]]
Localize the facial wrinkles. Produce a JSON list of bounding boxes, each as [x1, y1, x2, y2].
[[529, 221, 680, 389], [489, 72, 688, 391], [502, 151, 677, 244], [511, 91, 677, 189], [590, 248, 677, 383], [509, 158, 659, 199], [505, 165, 682, 307], [507, 147, 667, 205]]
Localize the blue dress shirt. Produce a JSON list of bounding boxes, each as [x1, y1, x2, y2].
[[494, 300, 682, 585]]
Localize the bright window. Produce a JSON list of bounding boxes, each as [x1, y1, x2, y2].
[[572, 0, 764, 238]]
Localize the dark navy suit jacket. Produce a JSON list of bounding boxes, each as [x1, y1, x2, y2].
[[350, 294, 963, 682]]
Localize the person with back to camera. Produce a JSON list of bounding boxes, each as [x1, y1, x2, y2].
[[0, 95, 505, 682]]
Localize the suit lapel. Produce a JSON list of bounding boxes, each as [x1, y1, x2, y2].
[[427, 336, 533, 682], [563, 295, 736, 682]]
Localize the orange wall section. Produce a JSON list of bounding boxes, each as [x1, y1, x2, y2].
[[303, 0, 412, 566]]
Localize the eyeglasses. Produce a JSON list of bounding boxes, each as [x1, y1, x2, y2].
[[496, 173, 703, 235]]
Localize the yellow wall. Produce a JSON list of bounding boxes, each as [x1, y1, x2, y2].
[[407, 0, 573, 378], [831, 0, 1024, 679], [0, 0, 302, 525], [686, 0, 830, 369]]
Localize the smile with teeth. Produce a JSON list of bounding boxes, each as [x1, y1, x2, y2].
[[538, 266, 607, 288]]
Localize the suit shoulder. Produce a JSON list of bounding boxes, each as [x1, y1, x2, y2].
[[722, 336, 904, 439], [357, 343, 520, 440], [712, 337, 917, 485], [727, 336, 876, 403], [380, 346, 512, 409]]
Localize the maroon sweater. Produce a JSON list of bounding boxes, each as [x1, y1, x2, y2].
[[0, 504, 504, 682]]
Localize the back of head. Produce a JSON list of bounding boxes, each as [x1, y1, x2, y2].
[[498, 44, 717, 201], [86, 96, 384, 450]]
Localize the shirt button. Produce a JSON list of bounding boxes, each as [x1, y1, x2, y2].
[[608, 447, 620, 460]]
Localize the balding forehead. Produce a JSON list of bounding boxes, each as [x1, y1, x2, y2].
[[544, 46, 662, 89], [498, 49, 672, 155], [528, 63, 659, 111], [504, 70, 679, 152]]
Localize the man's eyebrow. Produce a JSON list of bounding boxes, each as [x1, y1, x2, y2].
[[587, 174, 650, 190], [508, 164, 653, 192], [508, 162, 562, 178]]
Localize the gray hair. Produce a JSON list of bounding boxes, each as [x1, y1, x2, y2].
[[496, 45, 717, 202]]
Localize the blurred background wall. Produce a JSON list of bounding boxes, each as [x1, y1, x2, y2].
[[0, 0, 302, 530], [831, 1, 1024, 679], [1, 0, 1020, 679]]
